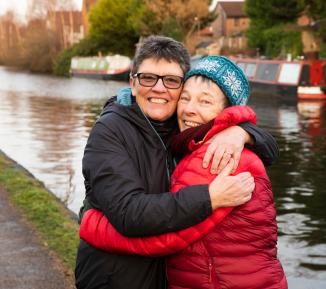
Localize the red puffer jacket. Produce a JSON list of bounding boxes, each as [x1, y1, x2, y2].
[[80, 106, 287, 289]]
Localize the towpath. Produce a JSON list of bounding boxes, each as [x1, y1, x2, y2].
[[0, 186, 75, 289]]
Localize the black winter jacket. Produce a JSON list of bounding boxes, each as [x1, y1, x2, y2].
[[75, 99, 278, 289]]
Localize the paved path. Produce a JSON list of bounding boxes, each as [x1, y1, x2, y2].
[[0, 187, 75, 289]]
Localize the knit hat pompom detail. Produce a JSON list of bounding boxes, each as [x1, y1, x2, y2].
[[185, 56, 250, 105]]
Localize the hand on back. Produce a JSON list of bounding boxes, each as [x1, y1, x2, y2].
[[209, 159, 254, 209]]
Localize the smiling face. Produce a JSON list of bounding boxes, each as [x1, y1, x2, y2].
[[177, 76, 228, 132], [130, 58, 184, 121]]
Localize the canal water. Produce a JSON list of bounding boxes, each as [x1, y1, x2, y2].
[[0, 66, 325, 288]]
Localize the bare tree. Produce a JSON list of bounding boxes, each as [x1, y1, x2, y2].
[[27, 0, 76, 20]]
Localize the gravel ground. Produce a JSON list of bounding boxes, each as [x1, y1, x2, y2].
[[0, 186, 75, 289]]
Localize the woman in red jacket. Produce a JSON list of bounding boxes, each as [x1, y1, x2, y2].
[[79, 56, 287, 289]]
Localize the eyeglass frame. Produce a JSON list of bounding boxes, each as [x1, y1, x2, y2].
[[132, 73, 184, 89]]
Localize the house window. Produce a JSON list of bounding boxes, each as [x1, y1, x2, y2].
[[234, 18, 239, 26]]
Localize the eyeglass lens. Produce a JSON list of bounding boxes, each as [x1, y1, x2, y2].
[[137, 73, 183, 89]]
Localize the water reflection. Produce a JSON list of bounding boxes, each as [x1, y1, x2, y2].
[[248, 95, 326, 284], [0, 66, 124, 212], [0, 67, 326, 287]]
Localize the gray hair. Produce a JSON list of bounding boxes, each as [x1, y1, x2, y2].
[[131, 35, 190, 75]]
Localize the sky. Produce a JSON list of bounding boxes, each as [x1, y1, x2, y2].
[[0, 0, 244, 19], [0, 0, 83, 19]]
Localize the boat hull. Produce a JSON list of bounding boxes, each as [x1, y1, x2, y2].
[[297, 86, 326, 100], [249, 81, 297, 97], [70, 55, 131, 82]]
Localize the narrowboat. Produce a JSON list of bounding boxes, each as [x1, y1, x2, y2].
[[70, 55, 131, 81], [230, 57, 326, 100]]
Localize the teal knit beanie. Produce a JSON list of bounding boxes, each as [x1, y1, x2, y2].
[[185, 56, 250, 105]]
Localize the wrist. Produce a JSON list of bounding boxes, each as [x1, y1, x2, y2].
[[208, 184, 220, 210], [238, 126, 254, 145]]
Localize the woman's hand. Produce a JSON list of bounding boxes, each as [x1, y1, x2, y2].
[[209, 159, 254, 209], [203, 126, 253, 174]]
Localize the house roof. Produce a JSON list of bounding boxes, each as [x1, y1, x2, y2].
[[218, 1, 246, 17], [196, 40, 214, 49]]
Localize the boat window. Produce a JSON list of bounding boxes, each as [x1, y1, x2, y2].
[[99, 60, 106, 69], [237, 62, 246, 71], [324, 65, 326, 83], [299, 65, 310, 85], [256, 63, 279, 81], [278, 63, 301, 84], [71, 58, 78, 69], [246, 63, 257, 78], [237, 62, 256, 78]]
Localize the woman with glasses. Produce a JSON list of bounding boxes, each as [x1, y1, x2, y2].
[[75, 36, 279, 289]]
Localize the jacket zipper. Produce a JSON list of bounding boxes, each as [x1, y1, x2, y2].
[[140, 109, 171, 183], [203, 237, 220, 289], [209, 260, 213, 283]]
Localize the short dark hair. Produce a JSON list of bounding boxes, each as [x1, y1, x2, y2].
[[131, 35, 190, 75]]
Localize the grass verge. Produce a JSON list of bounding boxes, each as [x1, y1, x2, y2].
[[0, 151, 79, 271]]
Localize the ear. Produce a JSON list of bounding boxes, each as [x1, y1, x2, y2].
[[130, 76, 137, 96]]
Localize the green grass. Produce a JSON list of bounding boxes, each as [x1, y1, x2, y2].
[[0, 152, 79, 271]]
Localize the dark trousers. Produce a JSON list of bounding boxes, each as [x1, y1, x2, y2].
[[75, 240, 167, 289]]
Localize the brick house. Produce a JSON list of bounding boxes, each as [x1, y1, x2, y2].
[[46, 10, 84, 50], [211, 1, 249, 50], [0, 16, 24, 61], [82, 0, 97, 35]]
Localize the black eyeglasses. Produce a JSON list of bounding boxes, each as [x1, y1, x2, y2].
[[132, 73, 184, 89]]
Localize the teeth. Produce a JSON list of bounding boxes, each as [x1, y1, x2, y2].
[[184, 121, 201, 128], [149, 98, 167, 104]]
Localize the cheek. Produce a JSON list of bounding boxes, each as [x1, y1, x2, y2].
[[202, 107, 220, 123], [169, 99, 179, 112], [170, 88, 182, 103], [215, 106, 224, 116], [177, 103, 184, 117]]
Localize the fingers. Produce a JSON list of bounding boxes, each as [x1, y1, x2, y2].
[[237, 171, 252, 181], [236, 173, 255, 205], [215, 150, 232, 174], [204, 143, 235, 174], [217, 158, 234, 178], [241, 175, 255, 194], [231, 151, 241, 173], [202, 144, 216, 169], [209, 170, 254, 209], [210, 148, 227, 173]]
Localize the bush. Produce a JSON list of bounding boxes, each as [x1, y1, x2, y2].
[[252, 25, 303, 59], [53, 37, 101, 77], [53, 48, 75, 77], [247, 23, 303, 59], [320, 42, 326, 59]]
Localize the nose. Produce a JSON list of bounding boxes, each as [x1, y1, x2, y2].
[[183, 100, 196, 115], [152, 78, 167, 92]]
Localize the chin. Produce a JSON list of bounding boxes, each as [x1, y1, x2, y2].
[[148, 111, 173, 122]]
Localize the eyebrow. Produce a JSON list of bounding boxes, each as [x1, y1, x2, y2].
[[182, 89, 215, 98], [200, 91, 216, 98]]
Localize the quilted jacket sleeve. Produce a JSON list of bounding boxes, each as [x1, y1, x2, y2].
[[80, 206, 232, 257]]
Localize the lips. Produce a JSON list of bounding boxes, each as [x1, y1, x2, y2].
[[149, 98, 168, 104]]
